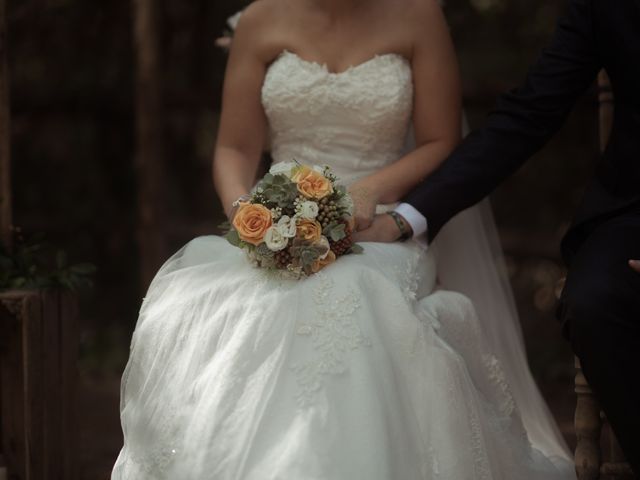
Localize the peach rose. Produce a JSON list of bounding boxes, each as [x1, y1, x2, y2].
[[292, 166, 333, 200], [296, 219, 323, 242], [232, 203, 273, 246], [311, 250, 336, 273]]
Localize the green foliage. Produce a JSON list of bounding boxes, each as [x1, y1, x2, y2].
[[349, 244, 364, 255], [289, 238, 326, 269], [224, 228, 241, 247], [323, 222, 346, 242], [333, 184, 347, 197], [254, 173, 299, 209], [256, 243, 275, 257], [0, 234, 96, 292]]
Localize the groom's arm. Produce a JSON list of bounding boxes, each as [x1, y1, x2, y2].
[[399, 0, 601, 241]]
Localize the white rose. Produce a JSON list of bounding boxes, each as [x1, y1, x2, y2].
[[338, 194, 354, 216], [299, 201, 319, 219], [269, 162, 297, 178], [276, 215, 297, 238], [264, 226, 288, 252]]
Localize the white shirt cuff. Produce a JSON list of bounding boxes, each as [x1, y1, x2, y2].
[[394, 203, 428, 238]]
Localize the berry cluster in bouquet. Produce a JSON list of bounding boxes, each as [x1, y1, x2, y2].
[[225, 162, 362, 278]]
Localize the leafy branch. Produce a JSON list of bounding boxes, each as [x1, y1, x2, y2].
[[0, 233, 96, 291]]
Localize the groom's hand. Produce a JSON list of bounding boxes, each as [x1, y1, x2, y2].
[[353, 213, 410, 243], [629, 260, 640, 273]]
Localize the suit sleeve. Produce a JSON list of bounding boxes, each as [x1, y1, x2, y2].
[[404, 0, 601, 241]]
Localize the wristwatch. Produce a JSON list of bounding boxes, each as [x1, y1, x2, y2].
[[387, 211, 411, 242]]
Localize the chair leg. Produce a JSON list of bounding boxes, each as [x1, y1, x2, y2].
[[575, 357, 602, 480]]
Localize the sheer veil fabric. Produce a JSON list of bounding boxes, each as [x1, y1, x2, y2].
[[408, 117, 573, 465]]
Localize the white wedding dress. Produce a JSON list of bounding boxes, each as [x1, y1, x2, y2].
[[112, 50, 576, 479]]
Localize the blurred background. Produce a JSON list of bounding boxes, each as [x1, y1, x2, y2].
[[4, 0, 599, 477]]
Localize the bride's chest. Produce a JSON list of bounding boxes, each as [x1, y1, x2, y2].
[[261, 51, 414, 127]]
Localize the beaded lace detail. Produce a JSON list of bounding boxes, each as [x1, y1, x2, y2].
[[290, 272, 372, 406]]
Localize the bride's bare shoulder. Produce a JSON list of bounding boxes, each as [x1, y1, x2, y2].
[[236, 0, 282, 25], [230, 0, 290, 63], [391, 0, 451, 54], [396, 0, 446, 26]]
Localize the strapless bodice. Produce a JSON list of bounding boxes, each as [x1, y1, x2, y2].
[[261, 50, 413, 185]]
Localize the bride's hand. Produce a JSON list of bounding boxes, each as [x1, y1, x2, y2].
[[348, 181, 379, 231], [226, 193, 251, 222]]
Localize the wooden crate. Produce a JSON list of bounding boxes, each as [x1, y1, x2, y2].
[[0, 290, 78, 480]]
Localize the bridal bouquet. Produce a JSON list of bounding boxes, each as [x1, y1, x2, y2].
[[225, 162, 362, 278]]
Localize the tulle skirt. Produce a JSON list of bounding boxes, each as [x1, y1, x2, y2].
[[111, 236, 574, 479]]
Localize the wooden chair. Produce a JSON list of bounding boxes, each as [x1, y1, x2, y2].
[[575, 358, 634, 479], [0, 290, 78, 480], [573, 71, 634, 480]]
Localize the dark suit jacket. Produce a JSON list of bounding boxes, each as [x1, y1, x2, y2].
[[404, 0, 640, 263]]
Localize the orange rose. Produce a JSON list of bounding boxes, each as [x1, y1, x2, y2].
[[311, 250, 337, 273], [292, 166, 333, 200], [296, 219, 323, 242], [232, 203, 273, 246]]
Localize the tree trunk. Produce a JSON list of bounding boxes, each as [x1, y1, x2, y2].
[[0, 0, 12, 250], [132, 0, 167, 289]]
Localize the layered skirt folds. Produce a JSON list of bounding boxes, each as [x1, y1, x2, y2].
[[112, 236, 573, 480]]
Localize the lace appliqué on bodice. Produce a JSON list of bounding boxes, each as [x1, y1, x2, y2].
[[262, 51, 414, 185]]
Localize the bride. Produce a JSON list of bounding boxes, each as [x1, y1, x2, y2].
[[112, 0, 577, 478]]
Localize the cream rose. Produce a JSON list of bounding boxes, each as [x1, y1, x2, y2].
[[276, 215, 297, 238], [232, 203, 273, 246], [264, 226, 288, 252], [292, 165, 334, 200], [298, 201, 319, 220]]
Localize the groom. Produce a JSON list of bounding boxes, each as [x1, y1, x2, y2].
[[357, 0, 640, 472]]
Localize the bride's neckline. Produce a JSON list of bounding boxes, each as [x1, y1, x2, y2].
[[277, 49, 410, 76]]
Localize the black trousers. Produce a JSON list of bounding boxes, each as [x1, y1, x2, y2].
[[559, 211, 640, 474]]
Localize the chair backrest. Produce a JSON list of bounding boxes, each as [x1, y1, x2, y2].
[[597, 70, 614, 152]]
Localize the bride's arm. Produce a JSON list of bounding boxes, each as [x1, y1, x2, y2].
[[352, 0, 462, 209], [213, 5, 270, 219]]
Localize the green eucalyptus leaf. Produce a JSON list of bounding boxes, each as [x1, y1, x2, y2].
[[225, 229, 241, 247], [301, 250, 318, 267], [349, 244, 364, 254], [324, 223, 346, 242]]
